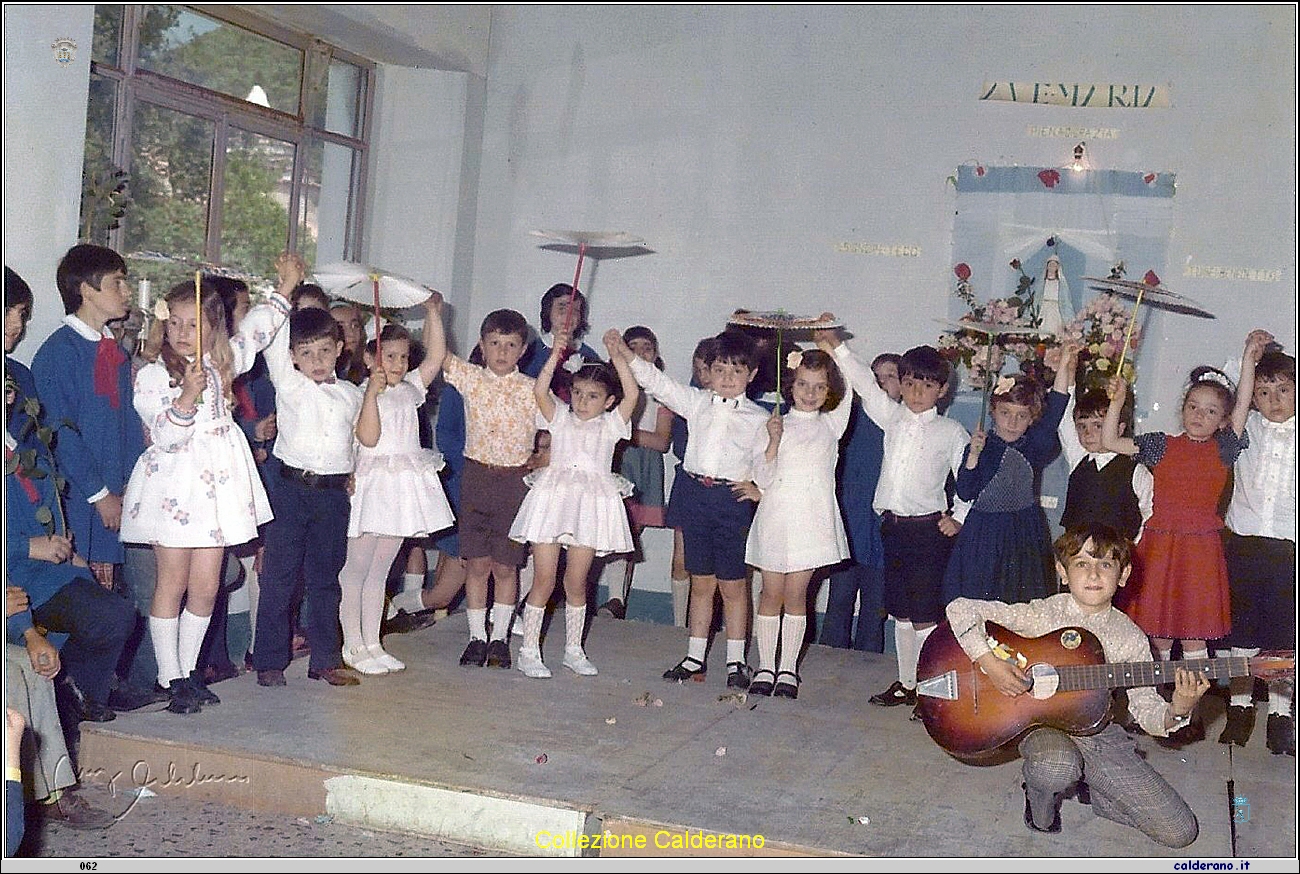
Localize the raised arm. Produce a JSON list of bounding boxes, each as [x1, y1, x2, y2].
[[534, 341, 562, 423], [355, 364, 386, 448], [417, 292, 447, 387], [1101, 376, 1138, 456], [604, 329, 641, 423], [1232, 329, 1273, 437], [816, 318, 894, 428]]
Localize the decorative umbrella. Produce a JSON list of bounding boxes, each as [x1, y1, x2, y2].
[[1085, 271, 1214, 377], [936, 318, 1041, 429], [529, 230, 648, 351], [314, 262, 438, 358], [727, 310, 843, 412]]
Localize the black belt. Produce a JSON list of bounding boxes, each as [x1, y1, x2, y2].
[[685, 470, 731, 488], [280, 464, 349, 490], [881, 510, 944, 523]]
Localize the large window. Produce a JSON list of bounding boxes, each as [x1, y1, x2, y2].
[[82, 5, 372, 288]]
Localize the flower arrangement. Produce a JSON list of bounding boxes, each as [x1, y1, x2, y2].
[[938, 262, 1059, 389], [1058, 290, 1139, 387]]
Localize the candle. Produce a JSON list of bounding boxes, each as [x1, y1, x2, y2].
[[194, 270, 203, 359], [137, 278, 151, 312]]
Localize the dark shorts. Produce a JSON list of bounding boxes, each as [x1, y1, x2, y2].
[[458, 459, 529, 567], [674, 472, 754, 581], [1223, 530, 1296, 649], [881, 511, 953, 623]]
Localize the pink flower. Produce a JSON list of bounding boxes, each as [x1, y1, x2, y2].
[[1143, 270, 1161, 286], [954, 263, 972, 281], [1038, 169, 1061, 188], [975, 165, 986, 177]]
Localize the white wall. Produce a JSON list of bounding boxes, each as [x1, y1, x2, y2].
[[465, 5, 1297, 427], [3, 4, 95, 363]]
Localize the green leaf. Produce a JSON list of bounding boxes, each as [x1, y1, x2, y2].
[[36, 427, 54, 447], [34, 506, 53, 526], [4, 454, 18, 475], [23, 397, 41, 417], [52, 474, 67, 492]]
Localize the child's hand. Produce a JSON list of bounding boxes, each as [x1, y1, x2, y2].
[[552, 327, 574, 356], [1107, 374, 1128, 402], [366, 363, 389, 393], [6, 586, 28, 618], [423, 291, 444, 315], [976, 651, 1031, 697], [812, 314, 841, 352], [967, 427, 987, 462], [766, 408, 784, 442], [1244, 329, 1274, 365], [25, 632, 60, 679], [604, 330, 634, 362], [94, 495, 123, 532], [1170, 666, 1210, 718], [938, 514, 961, 537], [275, 251, 306, 292], [178, 358, 205, 408], [730, 480, 762, 503], [253, 412, 277, 442], [28, 534, 73, 564]]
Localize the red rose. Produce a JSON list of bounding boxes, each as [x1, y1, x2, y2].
[[1143, 270, 1161, 286], [1143, 172, 1157, 185], [975, 165, 986, 177], [1038, 169, 1060, 188], [954, 263, 972, 281]]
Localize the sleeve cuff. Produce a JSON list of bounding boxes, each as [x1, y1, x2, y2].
[[87, 488, 110, 504]]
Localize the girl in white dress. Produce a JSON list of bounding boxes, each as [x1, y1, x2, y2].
[[121, 254, 299, 714], [339, 295, 453, 675], [509, 329, 639, 678], [745, 348, 851, 699]]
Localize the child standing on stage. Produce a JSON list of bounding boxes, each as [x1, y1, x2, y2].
[[745, 348, 851, 699], [617, 330, 770, 689], [1056, 344, 1152, 543], [120, 256, 297, 712], [1102, 361, 1251, 746], [599, 326, 675, 619], [1218, 332, 1294, 755], [509, 331, 639, 678], [941, 367, 1069, 605], [252, 271, 366, 689], [338, 295, 454, 676], [441, 309, 537, 670], [816, 325, 969, 710]]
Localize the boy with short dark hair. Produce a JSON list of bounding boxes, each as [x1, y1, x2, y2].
[[252, 256, 366, 688], [438, 308, 537, 668], [1220, 335, 1295, 754], [945, 522, 1208, 846], [817, 325, 970, 710], [614, 329, 770, 688]]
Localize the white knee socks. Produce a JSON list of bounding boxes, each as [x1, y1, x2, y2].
[[778, 614, 806, 676], [893, 619, 916, 688], [521, 603, 545, 653], [177, 609, 211, 676], [754, 613, 780, 673], [150, 615, 182, 686]]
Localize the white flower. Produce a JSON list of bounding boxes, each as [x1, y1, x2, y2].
[[153, 299, 170, 321], [561, 352, 585, 374], [786, 349, 803, 370]]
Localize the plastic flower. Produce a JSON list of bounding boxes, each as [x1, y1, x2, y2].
[[993, 375, 1016, 395], [786, 349, 803, 370], [153, 299, 170, 321], [954, 263, 972, 282]]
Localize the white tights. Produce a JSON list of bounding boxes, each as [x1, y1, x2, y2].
[[339, 534, 403, 652]]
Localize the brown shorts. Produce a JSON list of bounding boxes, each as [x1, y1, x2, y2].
[[458, 459, 530, 566]]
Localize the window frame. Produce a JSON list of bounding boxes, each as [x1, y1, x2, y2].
[[88, 4, 374, 263]]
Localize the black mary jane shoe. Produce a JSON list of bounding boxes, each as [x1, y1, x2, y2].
[[772, 671, 800, 699], [726, 662, 752, 691], [748, 669, 775, 697], [663, 656, 707, 682]]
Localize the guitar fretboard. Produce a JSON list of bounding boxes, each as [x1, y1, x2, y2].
[[1058, 657, 1249, 692]]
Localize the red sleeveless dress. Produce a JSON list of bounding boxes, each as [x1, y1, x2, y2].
[[1128, 434, 1232, 640]]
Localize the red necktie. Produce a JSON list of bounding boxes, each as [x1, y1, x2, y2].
[[93, 337, 126, 409], [5, 446, 40, 503], [233, 380, 258, 421]]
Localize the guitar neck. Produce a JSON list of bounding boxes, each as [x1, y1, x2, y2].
[[1059, 657, 1250, 692]]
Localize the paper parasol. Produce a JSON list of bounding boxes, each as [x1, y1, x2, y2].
[[126, 251, 267, 284], [935, 319, 1042, 429], [1085, 272, 1213, 378], [314, 261, 437, 358], [726, 311, 844, 412], [529, 230, 648, 354]]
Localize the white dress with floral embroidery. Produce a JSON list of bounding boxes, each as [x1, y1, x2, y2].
[[120, 296, 289, 548], [508, 405, 635, 555]]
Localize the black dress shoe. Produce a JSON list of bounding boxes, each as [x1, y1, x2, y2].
[[485, 639, 512, 669], [869, 680, 917, 707], [308, 667, 361, 686], [1023, 784, 1061, 834], [1218, 705, 1256, 746], [748, 670, 775, 697], [1156, 715, 1206, 750], [1266, 713, 1296, 756], [460, 639, 488, 667], [107, 684, 169, 711], [188, 670, 221, 706], [663, 657, 706, 682], [384, 609, 439, 635], [57, 676, 116, 723], [166, 677, 202, 715]]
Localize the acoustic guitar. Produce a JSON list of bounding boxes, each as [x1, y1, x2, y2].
[[914, 621, 1294, 760]]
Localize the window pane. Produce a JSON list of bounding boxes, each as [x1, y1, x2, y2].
[[80, 73, 123, 245], [300, 139, 360, 265], [221, 129, 294, 277], [92, 5, 123, 67], [313, 59, 363, 138], [125, 103, 213, 277], [137, 5, 303, 115]]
